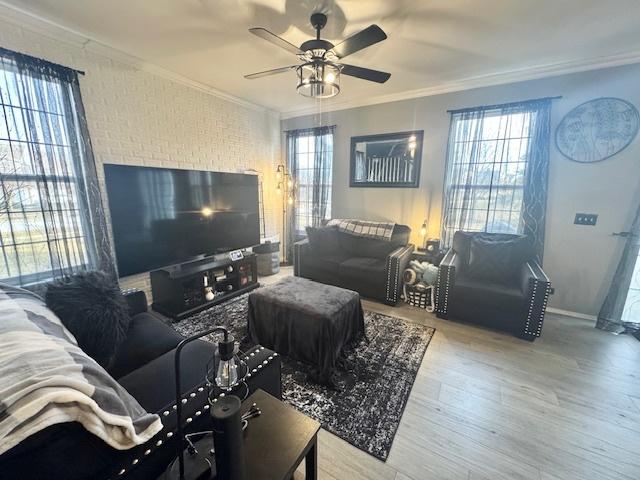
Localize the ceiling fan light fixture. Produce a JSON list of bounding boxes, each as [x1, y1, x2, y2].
[[296, 62, 340, 99], [246, 13, 390, 98]]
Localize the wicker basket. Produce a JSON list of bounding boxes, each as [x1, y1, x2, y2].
[[403, 283, 434, 310]]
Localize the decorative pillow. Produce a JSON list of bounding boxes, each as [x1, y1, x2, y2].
[[306, 226, 342, 256], [466, 237, 530, 283], [45, 271, 131, 368]]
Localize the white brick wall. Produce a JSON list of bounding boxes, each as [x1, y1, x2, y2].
[[0, 14, 282, 301]]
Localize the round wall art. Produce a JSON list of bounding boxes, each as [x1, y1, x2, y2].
[[555, 97, 639, 163]]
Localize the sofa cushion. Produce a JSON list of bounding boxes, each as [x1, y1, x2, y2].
[[108, 312, 184, 379], [117, 339, 216, 413], [339, 256, 386, 280], [45, 271, 131, 368], [302, 253, 348, 277], [452, 232, 533, 267], [466, 236, 532, 283], [306, 226, 341, 256], [453, 274, 526, 313]]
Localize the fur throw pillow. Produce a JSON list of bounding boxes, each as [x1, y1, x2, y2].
[[45, 271, 131, 368]]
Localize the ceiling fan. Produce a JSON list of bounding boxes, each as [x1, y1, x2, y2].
[[244, 12, 390, 99]]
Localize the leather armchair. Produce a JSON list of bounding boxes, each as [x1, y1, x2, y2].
[[435, 231, 551, 341]]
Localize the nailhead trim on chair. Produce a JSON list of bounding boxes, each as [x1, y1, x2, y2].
[[386, 245, 412, 303], [525, 279, 538, 335], [436, 251, 455, 315], [524, 262, 552, 337], [109, 348, 279, 479], [444, 265, 452, 314], [435, 265, 442, 313]]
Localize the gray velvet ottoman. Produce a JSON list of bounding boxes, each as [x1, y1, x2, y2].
[[247, 276, 365, 384]]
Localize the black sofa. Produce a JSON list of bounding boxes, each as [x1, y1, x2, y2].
[[0, 290, 281, 480], [293, 224, 414, 305], [435, 231, 551, 341]]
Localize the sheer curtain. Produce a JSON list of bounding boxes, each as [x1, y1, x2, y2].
[[441, 98, 552, 259], [285, 131, 299, 264], [0, 47, 113, 288], [311, 129, 333, 226], [597, 201, 640, 334], [285, 125, 334, 262]]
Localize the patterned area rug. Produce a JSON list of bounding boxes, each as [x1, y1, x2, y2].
[[172, 293, 434, 461]]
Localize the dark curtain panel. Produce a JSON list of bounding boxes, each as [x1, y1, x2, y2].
[[441, 98, 552, 260], [521, 99, 552, 260], [285, 125, 334, 263], [0, 47, 114, 289], [597, 201, 640, 334]]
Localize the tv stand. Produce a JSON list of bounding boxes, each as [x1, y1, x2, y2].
[[150, 252, 259, 320]]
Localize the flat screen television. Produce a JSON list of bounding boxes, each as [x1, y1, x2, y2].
[[103, 164, 260, 277]]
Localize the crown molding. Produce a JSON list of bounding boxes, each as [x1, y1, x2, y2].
[[280, 50, 640, 119], [0, 1, 278, 116]]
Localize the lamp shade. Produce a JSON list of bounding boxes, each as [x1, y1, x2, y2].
[[296, 61, 340, 98]]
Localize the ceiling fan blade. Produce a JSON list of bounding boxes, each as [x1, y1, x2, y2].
[[340, 64, 391, 83], [244, 65, 297, 79], [330, 25, 387, 58], [249, 27, 303, 55]]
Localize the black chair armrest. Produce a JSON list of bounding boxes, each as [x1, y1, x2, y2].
[[435, 248, 463, 317], [385, 244, 415, 305], [519, 260, 551, 338], [293, 238, 310, 277], [123, 289, 148, 316]]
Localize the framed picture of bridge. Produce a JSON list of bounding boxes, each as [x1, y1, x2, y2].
[[350, 130, 423, 188]]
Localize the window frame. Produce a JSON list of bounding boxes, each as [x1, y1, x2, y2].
[[0, 59, 91, 285], [290, 132, 333, 237], [442, 108, 535, 243]]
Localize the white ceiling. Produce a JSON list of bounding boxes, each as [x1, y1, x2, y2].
[[5, 0, 640, 116]]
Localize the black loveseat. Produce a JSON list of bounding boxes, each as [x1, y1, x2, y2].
[[0, 290, 281, 480], [293, 224, 414, 305], [435, 231, 551, 341]]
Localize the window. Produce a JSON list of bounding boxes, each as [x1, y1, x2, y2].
[[0, 49, 105, 286], [441, 101, 550, 250], [287, 127, 334, 237]]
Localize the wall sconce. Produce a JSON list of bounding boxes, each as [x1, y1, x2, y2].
[[275, 163, 296, 265]]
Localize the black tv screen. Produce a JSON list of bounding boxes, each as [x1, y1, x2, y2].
[[104, 164, 260, 277]]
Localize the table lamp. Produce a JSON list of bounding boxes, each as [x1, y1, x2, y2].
[[167, 326, 246, 480], [419, 220, 428, 249]]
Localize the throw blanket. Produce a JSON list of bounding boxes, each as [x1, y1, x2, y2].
[[0, 284, 162, 455], [327, 219, 396, 241]]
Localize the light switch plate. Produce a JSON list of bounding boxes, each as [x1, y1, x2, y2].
[[574, 213, 598, 226]]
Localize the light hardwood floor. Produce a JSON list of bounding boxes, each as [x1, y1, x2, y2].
[[262, 268, 640, 480]]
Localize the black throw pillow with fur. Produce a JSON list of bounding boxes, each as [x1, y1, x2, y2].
[[45, 271, 131, 369]]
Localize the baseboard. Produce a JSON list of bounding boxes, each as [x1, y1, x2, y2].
[[546, 307, 597, 323]]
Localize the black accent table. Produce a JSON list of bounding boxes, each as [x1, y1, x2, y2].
[[244, 389, 320, 480], [412, 248, 445, 266]]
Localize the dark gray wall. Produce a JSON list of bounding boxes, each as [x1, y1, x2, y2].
[[281, 63, 640, 316]]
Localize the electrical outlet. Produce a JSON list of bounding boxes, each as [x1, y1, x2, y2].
[[574, 213, 598, 226]]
